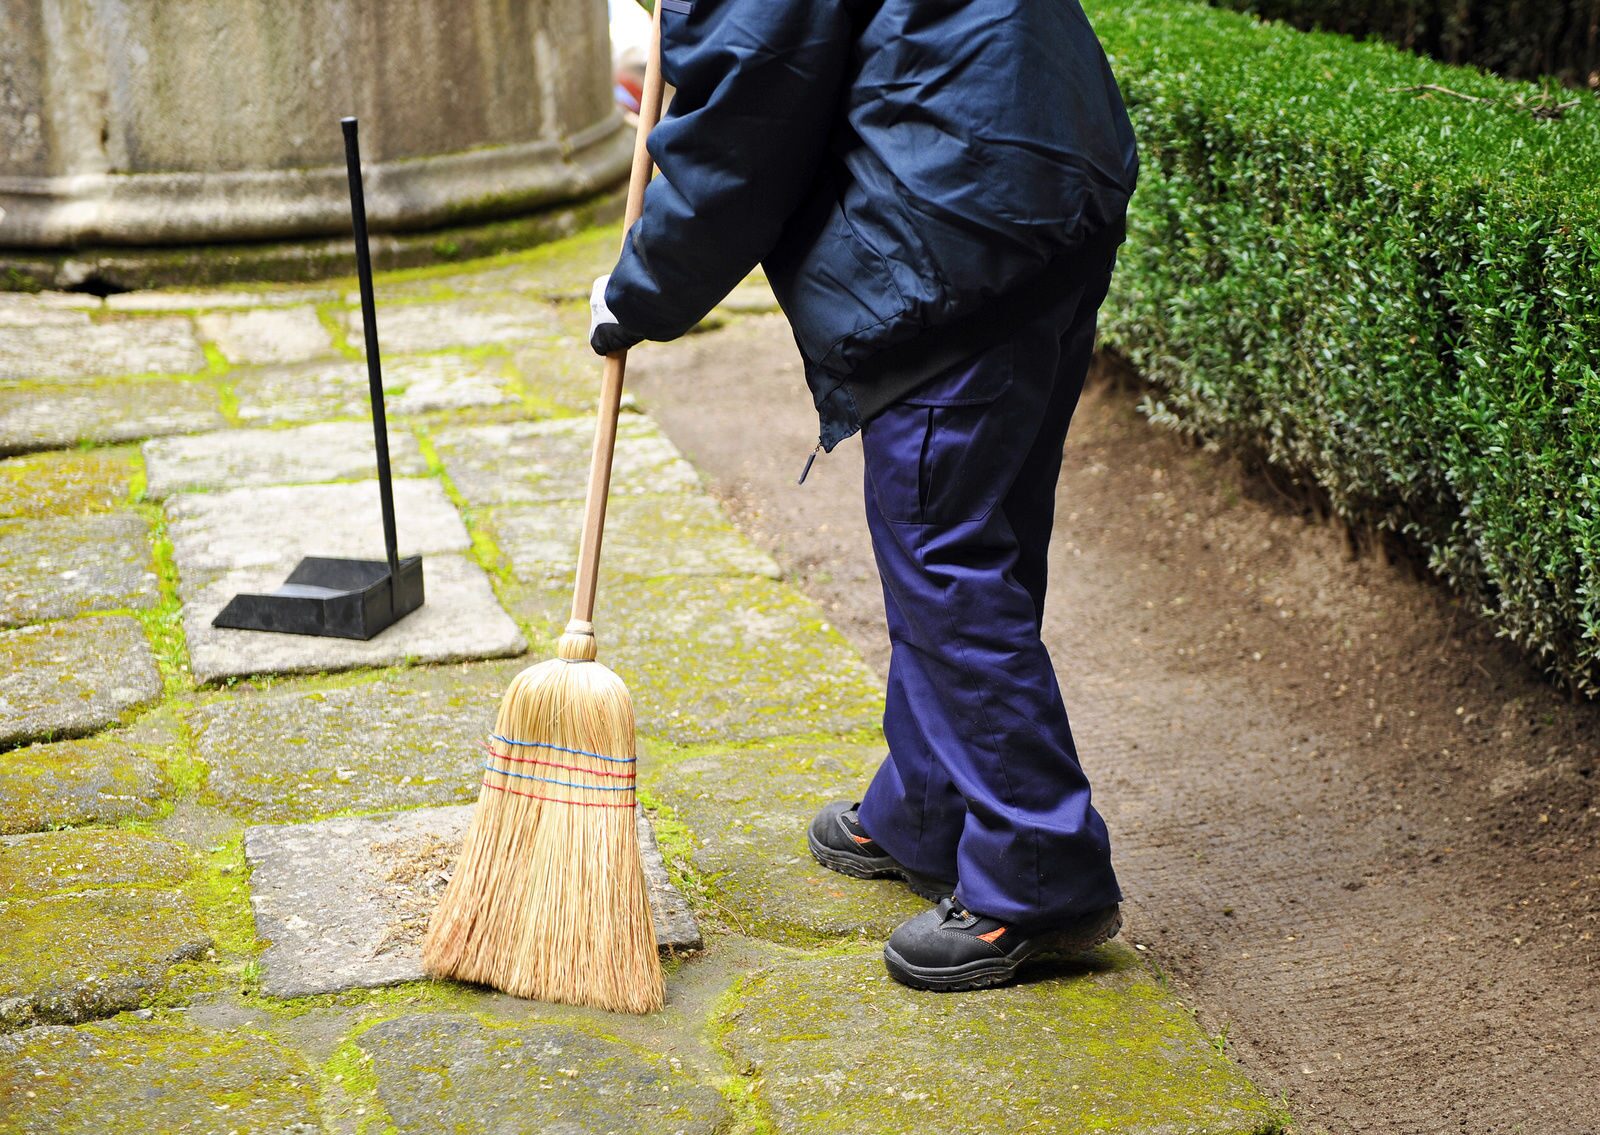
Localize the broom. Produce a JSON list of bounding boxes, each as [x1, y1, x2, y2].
[[421, 3, 668, 1015]]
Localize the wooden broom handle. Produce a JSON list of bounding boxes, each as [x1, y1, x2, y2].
[[569, 2, 667, 632]]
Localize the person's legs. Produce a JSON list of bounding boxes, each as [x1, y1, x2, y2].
[[855, 270, 1120, 932], [853, 483, 968, 886]]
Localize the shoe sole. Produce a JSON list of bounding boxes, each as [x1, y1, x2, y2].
[[882, 907, 1124, 993], [806, 828, 954, 902]]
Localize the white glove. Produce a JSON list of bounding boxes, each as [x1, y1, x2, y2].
[[589, 274, 643, 355], [590, 274, 619, 340]]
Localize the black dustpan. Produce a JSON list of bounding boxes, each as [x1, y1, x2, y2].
[[213, 117, 424, 641]]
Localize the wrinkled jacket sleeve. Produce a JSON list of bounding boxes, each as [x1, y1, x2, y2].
[[605, 0, 854, 341]]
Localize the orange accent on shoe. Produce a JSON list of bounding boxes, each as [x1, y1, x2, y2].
[[977, 927, 1007, 944], [850, 833, 874, 845]]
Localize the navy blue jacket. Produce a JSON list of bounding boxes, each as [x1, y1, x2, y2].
[[607, 0, 1138, 450]]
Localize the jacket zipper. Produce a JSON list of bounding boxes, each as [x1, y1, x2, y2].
[[796, 441, 823, 485]]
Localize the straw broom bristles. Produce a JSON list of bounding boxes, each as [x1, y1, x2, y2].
[[421, 623, 665, 1014], [418, 665, 545, 990], [422, 0, 668, 1016]]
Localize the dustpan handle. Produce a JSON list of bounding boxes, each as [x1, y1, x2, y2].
[[341, 116, 401, 583], [567, 1, 667, 639]]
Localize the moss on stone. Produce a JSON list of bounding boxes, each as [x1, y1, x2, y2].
[[0, 616, 164, 749], [130, 503, 193, 695], [413, 428, 514, 593], [504, 573, 883, 748], [338, 296, 564, 356], [646, 736, 924, 945], [182, 832, 259, 963], [0, 513, 158, 628], [352, 1011, 729, 1135], [719, 952, 1288, 1134], [485, 491, 782, 586], [0, 828, 193, 901], [254, 976, 482, 1024], [315, 301, 360, 360], [0, 731, 170, 835], [321, 1035, 399, 1135], [0, 1016, 321, 1133], [0, 890, 210, 1029], [431, 415, 702, 509], [374, 222, 623, 300], [187, 662, 517, 824], [214, 378, 242, 425], [567, 574, 883, 746], [0, 448, 139, 519], [199, 340, 231, 377], [1, 188, 624, 293], [506, 339, 599, 415], [0, 378, 228, 454]]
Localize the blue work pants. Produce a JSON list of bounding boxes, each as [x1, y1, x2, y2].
[[855, 261, 1122, 930]]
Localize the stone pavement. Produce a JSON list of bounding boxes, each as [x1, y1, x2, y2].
[[0, 228, 1283, 1134]]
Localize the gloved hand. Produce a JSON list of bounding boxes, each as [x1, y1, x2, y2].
[[589, 274, 642, 357]]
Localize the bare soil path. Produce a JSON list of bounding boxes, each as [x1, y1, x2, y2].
[[630, 313, 1600, 1135]]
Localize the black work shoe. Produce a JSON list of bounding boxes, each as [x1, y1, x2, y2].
[[884, 896, 1122, 992], [807, 800, 956, 902]]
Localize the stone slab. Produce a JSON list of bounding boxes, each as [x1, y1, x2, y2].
[[0, 1019, 322, 1134], [345, 297, 563, 353], [165, 477, 468, 574], [512, 575, 883, 745], [106, 286, 339, 311], [0, 380, 226, 456], [196, 307, 335, 365], [181, 553, 525, 684], [723, 952, 1285, 1135], [0, 890, 209, 1029], [487, 493, 781, 584], [381, 354, 518, 415], [0, 513, 157, 627], [0, 617, 162, 748], [0, 301, 93, 328], [378, 226, 618, 301], [230, 354, 515, 424], [1, 829, 193, 902], [508, 340, 604, 413], [144, 421, 428, 498], [244, 804, 701, 998], [189, 662, 513, 823], [650, 739, 923, 943], [0, 730, 170, 835], [0, 317, 205, 382], [433, 415, 701, 508], [0, 448, 139, 519], [357, 1012, 727, 1135]]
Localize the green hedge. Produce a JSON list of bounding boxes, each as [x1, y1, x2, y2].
[[1206, 0, 1600, 87], [1089, 0, 1600, 693]]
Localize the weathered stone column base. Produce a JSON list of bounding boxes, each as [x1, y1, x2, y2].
[[0, 187, 624, 293]]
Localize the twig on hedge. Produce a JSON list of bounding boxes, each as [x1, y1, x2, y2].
[[1389, 83, 1583, 120], [1512, 91, 1583, 120], [1388, 83, 1494, 106]]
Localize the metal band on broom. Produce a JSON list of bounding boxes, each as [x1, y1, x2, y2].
[[421, 3, 669, 1015]]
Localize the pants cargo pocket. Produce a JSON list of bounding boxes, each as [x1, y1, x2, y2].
[[863, 342, 1016, 526]]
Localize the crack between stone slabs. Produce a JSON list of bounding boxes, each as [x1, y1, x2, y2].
[[705, 966, 782, 1135], [636, 788, 743, 940], [129, 495, 193, 696], [413, 425, 514, 593], [0, 371, 223, 393], [315, 301, 362, 361]]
